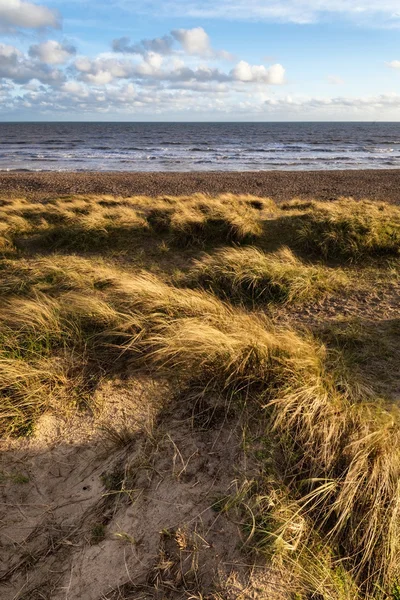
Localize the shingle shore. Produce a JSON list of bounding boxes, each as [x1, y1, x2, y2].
[[1, 170, 399, 203]]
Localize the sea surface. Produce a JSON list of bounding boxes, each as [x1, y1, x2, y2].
[[1, 122, 400, 172]]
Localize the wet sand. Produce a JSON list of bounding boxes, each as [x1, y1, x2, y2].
[[0, 170, 400, 203]]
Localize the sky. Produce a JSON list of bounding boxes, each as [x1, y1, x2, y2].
[[1, 0, 400, 120]]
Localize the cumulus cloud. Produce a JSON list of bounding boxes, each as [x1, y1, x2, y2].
[[61, 80, 89, 97], [0, 0, 60, 32], [29, 40, 76, 65], [112, 35, 174, 55], [134, 51, 164, 76], [113, 27, 233, 59], [74, 55, 135, 84], [72, 51, 284, 88], [0, 43, 64, 84], [231, 61, 285, 84], [171, 27, 211, 56]]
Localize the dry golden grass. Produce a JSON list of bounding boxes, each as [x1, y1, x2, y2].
[[2, 193, 399, 261], [0, 193, 399, 599], [185, 246, 347, 304], [290, 198, 400, 260], [0, 193, 268, 253]]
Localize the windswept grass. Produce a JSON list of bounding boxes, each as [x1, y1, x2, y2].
[[292, 199, 400, 261], [217, 479, 359, 600], [0, 192, 399, 599], [2, 194, 399, 261], [185, 246, 347, 305], [146, 195, 263, 246], [316, 318, 400, 399], [0, 287, 134, 435], [0, 193, 268, 253], [142, 302, 400, 595]]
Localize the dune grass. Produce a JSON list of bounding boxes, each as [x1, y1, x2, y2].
[[0, 193, 266, 253], [291, 199, 400, 261], [142, 300, 400, 596], [0, 193, 399, 598], [2, 194, 399, 261], [146, 197, 263, 246], [185, 246, 347, 305]]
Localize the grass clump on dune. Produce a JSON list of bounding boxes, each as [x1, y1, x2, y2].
[[144, 305, 400, 596], [0, 285, 133, 436], [292, 199, 400, 261], [185, 246, 346, 305], [146, 193, 264, 246]]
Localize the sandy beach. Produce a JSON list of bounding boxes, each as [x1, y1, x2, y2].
[[1, 169, 400, 202]]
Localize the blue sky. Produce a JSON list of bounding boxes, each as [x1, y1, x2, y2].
[[1, 0, 400, 120]]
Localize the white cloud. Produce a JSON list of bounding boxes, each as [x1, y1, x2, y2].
[[72, 51, 284, 87], [29, 40, 76, 65], [112, 35, 174, 55], [134, 51, 164, 76], [231, 60, 285, 84], [0, 42, 64, 84], [113, 27, 233, 60], [387, 60, 400, 69], [171, 27, 212, 56], [74, 55, 135, 84], [0, 0, 60, 32], [61, 80, 88, 97]]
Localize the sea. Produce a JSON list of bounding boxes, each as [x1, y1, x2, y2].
[[1, 122, 400, 172]]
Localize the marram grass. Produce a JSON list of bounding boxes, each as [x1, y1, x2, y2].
[[185, 246, 347, 304], [0, 193, 399, 599]]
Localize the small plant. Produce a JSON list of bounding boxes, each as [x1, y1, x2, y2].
[[100, 469, 125, 491], [392, 580, 400, 600], [100, 423, 138, 448], [91, 524, 106, 544], [0, 471, 29, 484], [113, 531, 136, 545]]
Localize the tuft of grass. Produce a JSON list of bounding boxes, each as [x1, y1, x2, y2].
[[147, 195, 263, 246], [316, 318, 400, 398], [185, 246, 347, 305], [139, 303, 400, 595], [0, 288, 134, 436], [221, 479, 359, 600], [293, 200, 400, 261]]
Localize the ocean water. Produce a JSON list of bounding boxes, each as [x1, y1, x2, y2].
[[1, 122, 400, 172]]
